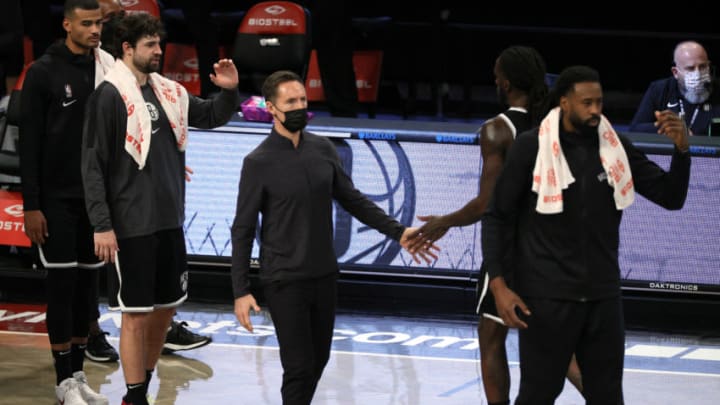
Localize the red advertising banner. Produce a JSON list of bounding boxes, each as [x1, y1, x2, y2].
[[162, 43, 201, 96], [305, 50, 324, 101], [162, 45, 228, 97], [305, 50, 383, 103], [0, 190, 30, 247], [0, 303, 48, 334], [353, 50, 383, 103], [119, 0, 160, 17]]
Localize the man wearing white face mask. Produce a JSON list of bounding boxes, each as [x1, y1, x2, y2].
[[631, 40, 720, 135]]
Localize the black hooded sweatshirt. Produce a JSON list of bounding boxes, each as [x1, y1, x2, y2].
[[19, 41, 96, 210]]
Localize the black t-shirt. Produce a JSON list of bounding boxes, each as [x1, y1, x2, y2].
[[141, 85, 186, 233]]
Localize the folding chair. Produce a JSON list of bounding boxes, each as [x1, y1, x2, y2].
[[232, 1, 311, 95], [121, 0, 160, 17]]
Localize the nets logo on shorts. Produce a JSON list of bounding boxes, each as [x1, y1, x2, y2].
[[180, 271, 189, 293]]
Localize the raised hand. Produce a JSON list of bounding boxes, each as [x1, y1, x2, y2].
[[209, 58, 239, 90], [654, 109, 690, 152]]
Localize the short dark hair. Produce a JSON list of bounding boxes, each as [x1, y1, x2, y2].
[[113, 12, 165, 58], [64, 0, 100, 17], [497, 46, 548, 125], [553, 65, 600, 99], [262, 70, 303, 103]]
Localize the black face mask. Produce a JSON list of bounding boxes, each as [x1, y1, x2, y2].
[[279, 108, 308, 132]]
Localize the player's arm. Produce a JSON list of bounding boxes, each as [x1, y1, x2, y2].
[[407, 118, 514, 251]]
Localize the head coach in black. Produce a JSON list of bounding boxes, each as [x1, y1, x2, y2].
[[231, 70, 436, 405]]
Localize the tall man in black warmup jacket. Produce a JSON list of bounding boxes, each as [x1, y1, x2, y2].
[[231, 70, 435, 405], [19, 1, 113, 404], [483, 66, 691, 404]]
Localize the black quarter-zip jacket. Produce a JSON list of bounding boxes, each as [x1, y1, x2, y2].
[[482, 122, 691, 301], [230, 129, 406, 298]]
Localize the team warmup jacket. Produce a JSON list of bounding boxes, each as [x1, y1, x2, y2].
[[82, 84, 239, 239], [19, 42, 97, 210], [482, 123, 691, 301]]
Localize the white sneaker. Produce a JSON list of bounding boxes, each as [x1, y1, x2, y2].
[[73, 371, 109, 405], [55, 377, 88, 405]]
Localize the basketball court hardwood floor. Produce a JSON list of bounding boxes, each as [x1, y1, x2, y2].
[[1, 301, 718, 404]]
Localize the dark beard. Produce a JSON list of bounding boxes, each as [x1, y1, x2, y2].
[[136, 60, 160, 74], [577, 122, 598, 137], [569, 113, 600, 137]]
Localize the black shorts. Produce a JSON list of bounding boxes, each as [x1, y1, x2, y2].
[[476, 266, 505, 325], [108, 228, 188, 312], [36, 199, 104, 270]]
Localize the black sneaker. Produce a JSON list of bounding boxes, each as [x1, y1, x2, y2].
[[163, 320, 212, 354], [85, 330, 119, 362]]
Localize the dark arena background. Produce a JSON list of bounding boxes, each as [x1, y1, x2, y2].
[[2, 0, 720, 336], [1, 3, 720, 403]]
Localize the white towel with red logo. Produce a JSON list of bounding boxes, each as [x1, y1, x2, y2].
[[104, 60, 189, 170], [532, 107, 634, 214], [94, 47, 115, 87]]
